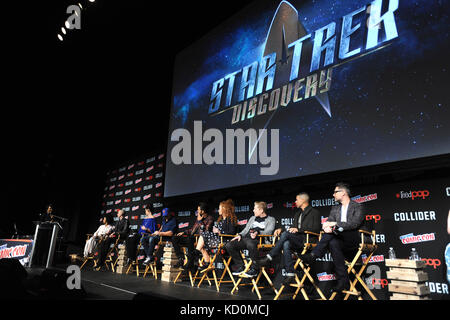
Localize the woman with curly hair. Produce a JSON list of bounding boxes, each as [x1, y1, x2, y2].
[[196, 199, 238, 271], [83, 214, 114, 258]]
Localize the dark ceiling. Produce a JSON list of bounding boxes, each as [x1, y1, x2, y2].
[[2, 0, 255, 236], [5, 0, 255, 166]]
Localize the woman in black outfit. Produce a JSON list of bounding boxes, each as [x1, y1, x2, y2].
[[196, 199, 238, 270]]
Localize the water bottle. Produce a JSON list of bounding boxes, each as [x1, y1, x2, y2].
[[414, 248, 420, 260], [409, 248, 419, 260], [388, 247, 396, 260]]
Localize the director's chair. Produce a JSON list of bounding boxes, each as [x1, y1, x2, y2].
[[329, 228, 378, 300], [274, 231, 327, 300], [126, 243, 144, 276], [104, 235, 122, 272], [196, 234, 238, 291], [173, 247, 206, 286], [143, 237, 170, 279], [80, 234, 103, 270], [230, 234, 278, 300], [173, 235, 209, 286]]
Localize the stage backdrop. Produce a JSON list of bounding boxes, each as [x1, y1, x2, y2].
[[101, 150, 449, 299], [101, 153, 166, 234], [165, 0, 450, 197]]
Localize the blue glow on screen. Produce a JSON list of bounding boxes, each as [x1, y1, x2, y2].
[[165, 0, 450, 197]]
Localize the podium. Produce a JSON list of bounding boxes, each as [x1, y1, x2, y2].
[[28, 221, 62, 268]]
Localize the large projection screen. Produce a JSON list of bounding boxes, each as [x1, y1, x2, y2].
[[165, 0, 450, 197]]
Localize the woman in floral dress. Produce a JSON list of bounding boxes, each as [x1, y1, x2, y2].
[[196, 199, 238, 270]]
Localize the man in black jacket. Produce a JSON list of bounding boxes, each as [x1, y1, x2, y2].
[[95, 209, 129, 271], [257, 192, 321, 284], [300, 182, 364, 292]]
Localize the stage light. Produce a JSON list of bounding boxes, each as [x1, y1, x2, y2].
[[57, 34, 63, 41], [89, 0, 95, 2], [64, 20, 70, 29], [61, 27, 66, 35], [78, 3, 83, 9]]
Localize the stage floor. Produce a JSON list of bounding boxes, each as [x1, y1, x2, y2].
[[80, 268, 281, 300]]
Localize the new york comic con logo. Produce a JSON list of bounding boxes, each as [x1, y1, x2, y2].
[[208, 0, 399, 125]]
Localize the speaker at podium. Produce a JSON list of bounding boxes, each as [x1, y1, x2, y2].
[[28, 221, 62, 268]]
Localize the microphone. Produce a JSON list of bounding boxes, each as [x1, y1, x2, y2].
[[332, 226, 344, 235], [51, 214, 68, 222]]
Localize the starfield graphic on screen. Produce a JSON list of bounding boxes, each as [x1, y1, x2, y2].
[[165, 0, 450, 197]]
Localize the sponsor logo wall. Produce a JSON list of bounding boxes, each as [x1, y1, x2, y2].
[[101, 153, 166, 232], [165, 177, 450, 300], [102, 154, 449, 299]]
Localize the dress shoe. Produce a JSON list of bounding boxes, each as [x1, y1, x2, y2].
[[182, 259, 193, 270], [174, 258, 185, 268], [299, 253, 315, 265], [256, 256, 271, 268], [242, 267, 258, 278], [232, 266, 245, 276], [193, 249, 203, 261], [184, 263, 197, 273], [198, 264, 209, 273]]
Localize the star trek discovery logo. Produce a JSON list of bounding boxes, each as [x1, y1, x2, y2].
[[209, 0, 399, 124]]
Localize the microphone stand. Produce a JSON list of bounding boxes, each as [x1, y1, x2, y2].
[[13, 223, 19, 239], [50, 215, 68, 222]]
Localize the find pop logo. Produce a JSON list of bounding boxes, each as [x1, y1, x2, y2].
[[396, 190, 430, 200]]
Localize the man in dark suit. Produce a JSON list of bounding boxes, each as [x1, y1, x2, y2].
[[94, 209, 129, 271], [300, 182, 364, 292], [257, 192, 321, 284]]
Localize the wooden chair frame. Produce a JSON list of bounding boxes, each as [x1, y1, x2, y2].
[[230, 234, 278, 300], [173, 235, 210, 287], [143, 238, 168, 279], [196, 234, 238, 291], [274, 231, 327, 300], [80, 233, 102, 270], [126, 243, 144, 276], [104, 235, 121, 272], [329, 229, 378, 300]]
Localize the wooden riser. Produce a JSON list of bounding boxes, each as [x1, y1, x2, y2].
[[162, 258, 180, 266], [115, 266, 128, 274], [391, 293, 430, 300], [161, 273, 179, 282], [388, 283, 430, 296], [385, 259, 425, 269], [162, 265, 183, 272], [386, 270, 428, 282], [163, 252, 178, 259]]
